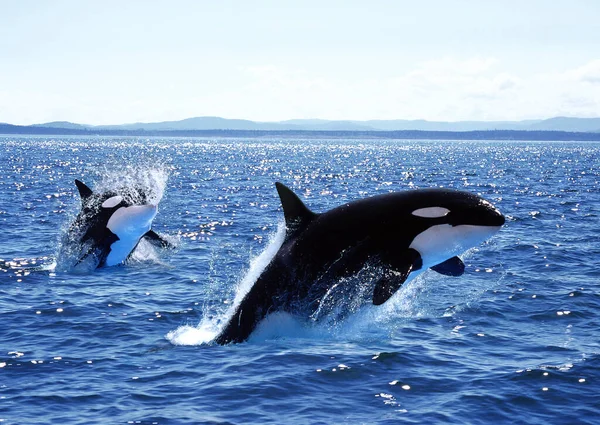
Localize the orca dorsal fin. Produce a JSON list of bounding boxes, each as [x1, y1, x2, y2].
[[275, 182, 317, 232], [75, 179, 93, 201]]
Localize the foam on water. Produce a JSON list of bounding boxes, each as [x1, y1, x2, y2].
[[0, 256, 57, 274], [165, 322, 221, 346]]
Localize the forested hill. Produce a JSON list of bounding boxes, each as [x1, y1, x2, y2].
[[2, 122, 600, 141]]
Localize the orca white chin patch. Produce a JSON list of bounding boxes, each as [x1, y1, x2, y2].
[[411, 207, 450, 218], [104, 204, 158, 266], [107, 205, 157, 236], [102, 195, 123, 208], [409, 223, 502, 268]]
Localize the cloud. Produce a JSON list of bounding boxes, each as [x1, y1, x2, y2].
[[2, 56, 599, 124], [527, 59, 600, 118], [235, 58, 523, 121], [464, 73, 520, 99], [564, 59, 600, 84], [406, 57, 499, 81], [234, 58, 600, 122]]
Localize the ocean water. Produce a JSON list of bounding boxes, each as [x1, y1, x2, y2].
[[1, 136, 599, 424]]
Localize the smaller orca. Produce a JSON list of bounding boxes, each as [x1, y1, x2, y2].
[[69, 179, 173, 268], [214, 183, 505, 344]]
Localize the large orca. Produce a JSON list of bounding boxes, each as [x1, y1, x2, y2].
[[69, 179, 173, 268], [214, 183, 505, 344]]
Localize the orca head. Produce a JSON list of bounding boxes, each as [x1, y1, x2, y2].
[[84, 184, 158, 240], [406, 189, 505, 269], [409, 189, 505, 227], [75, 179, 152, 211]]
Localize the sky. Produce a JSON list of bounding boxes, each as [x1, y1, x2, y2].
[[1, 0, 599, 125]]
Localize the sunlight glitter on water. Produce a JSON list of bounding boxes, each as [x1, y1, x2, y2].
[[4, 137, 600, 424]]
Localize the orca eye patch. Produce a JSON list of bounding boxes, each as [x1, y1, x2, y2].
[[411, 207, 450, 218], [102, 195, 123, 209]]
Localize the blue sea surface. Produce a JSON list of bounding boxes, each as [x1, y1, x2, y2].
[[1, 136, 599, 424]]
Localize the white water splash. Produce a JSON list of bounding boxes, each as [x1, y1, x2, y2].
[[128, 238, 164, 266], [166, 321, 221, 346], [237, 273, 432, 344], [166, 222, 287, 346], [231, 222, 287, 306], [94, 165, 168, 205]]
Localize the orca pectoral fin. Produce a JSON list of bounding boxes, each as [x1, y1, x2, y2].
[[143, 230, 176, 249], [373, 265, 412, 305], [373, 248, 422, 305], [431, 256, 465, 276]]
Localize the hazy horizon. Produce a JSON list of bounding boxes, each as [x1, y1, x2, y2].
[[2, 0, 599, 125], [14, 114, 599, 127]]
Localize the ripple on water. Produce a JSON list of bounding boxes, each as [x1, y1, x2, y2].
[[2, 137, 600, 424]]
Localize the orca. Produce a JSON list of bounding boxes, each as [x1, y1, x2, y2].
[[68, 179, 173, 268], [214, 183, 505, 344]]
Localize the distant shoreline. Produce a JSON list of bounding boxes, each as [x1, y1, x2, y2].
[[1, 124, 600, 141]]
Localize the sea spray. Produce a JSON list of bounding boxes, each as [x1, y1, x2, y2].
[[93, 165, 169, 206], [166, 222, 287, 346]]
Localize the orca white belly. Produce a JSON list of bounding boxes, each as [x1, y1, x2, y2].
[[105, 204, 157, 266]]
